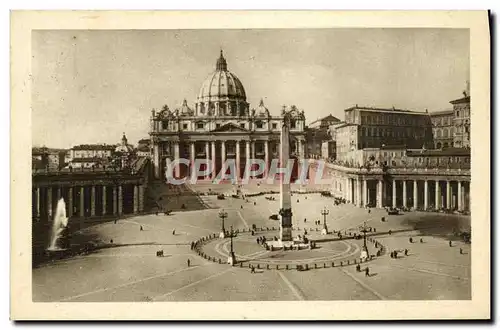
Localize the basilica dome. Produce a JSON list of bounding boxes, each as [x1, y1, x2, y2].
[[195, 51, 249, 117]]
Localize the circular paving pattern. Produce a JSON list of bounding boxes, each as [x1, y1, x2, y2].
[[194, 228, 385, 270]]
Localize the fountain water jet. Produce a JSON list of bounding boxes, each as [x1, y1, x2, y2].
[[47, 198, 69, 251]]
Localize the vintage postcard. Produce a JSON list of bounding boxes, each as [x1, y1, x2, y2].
[[11, 10, 490, 320]]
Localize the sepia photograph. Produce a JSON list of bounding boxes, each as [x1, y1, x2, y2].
[[10, 10, 490, 320]]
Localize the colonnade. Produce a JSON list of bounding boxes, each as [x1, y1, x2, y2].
[[32, 183, 145, 221], [337, 177, 470, 211]]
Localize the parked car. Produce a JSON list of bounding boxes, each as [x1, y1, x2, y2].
[[269, 214, 279, 220], [387, 208, 399, 215], [217, 194, 225, 200]]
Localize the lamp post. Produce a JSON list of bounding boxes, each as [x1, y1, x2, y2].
[[227, 225, 237, 266], [320, 207, 329, 235], [359, 221, 370, 255], [218, 209, 228, 238]]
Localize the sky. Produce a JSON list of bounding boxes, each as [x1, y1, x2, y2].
[[32, 28, 469, 149]]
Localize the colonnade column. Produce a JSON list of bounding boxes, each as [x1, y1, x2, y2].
[[35, 187, 40, 218], [363, 179, 368, 207], [424, 180, 429, 210], [356, 179, 362, 207], [112, 186, 117, 215], [118, 185, 123, 215], [435, 180, 440, 209], [68, 187, 73, 217], [457, 181, 463, 211], [91, 186, 96, 217], [56, 187, 61, 201], [153, 144, 160, 179], [190, 142, 195, 178], [174, 142, 180, 178], [402, 180, 407, 208], [413, 181, 418, 209], [264, 140, 269, 177], [133, 185, 139, 214], [377, 180, 383, 208], [205, 142, 210, 179], [392, 179, 397, 208], [102, 186, 107, 215], [80, 186, 85, 217], [211, 141, 216, 179], [47, 187, 53, 218], [245, 140, 250, 178], [446, 181, 451, 209], [139, 185, 144, 212], [235, 141, 241, 180]]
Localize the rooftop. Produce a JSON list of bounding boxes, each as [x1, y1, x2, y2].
[[72, 144, 116, 151], [406, 148, 470, 157], [430, 109, 454, 116], [345, 105, 428, 116], [450, 96, 470, 105]]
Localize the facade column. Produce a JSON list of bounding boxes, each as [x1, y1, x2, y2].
[[446, 181, 451, 209], [363, 179, 368, 207], [402, 180, 407, 208], [424, 180, 429, 210], [377, 180, 383, 208], [174, 142, 180, 178], [56, 187, 61, 201], [392, 179, 397, 208], [235, 140, 241, 180], [118, 185, 123, 215], [457, 181, 463, 211], [205, 141, 210, 179], [221, 141, 226, 174], [264, 140, 269, 177], [356, 178, 362, 207], [139, 185, 144, 212], [211, 141, 216, 179], [435, 180, 440, 209], [35, 187, 40, 218], [112, 186, 117, 215], [80, 186, 85, 217], [102, 186, 107, 215], [251, 140, 256, 160], [68, 187, 73, 217], [153, 144, 160, 179], [91, 186, 96, 217], [190, 142, 195, 178], [345, 178, 350, 201], [133, 185, 139, 214], [413, 180, 418, 209], [245, 140, 250, 178], [47, 187, 53, 219]]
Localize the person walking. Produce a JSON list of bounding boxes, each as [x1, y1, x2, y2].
[[404, 249, 408, 256], [459, 248, 463, 255], [172, 229, 176, 235], [251, 266, 256, 274], [187, 259, 191, 267], [365, 267, 370, 277], [449, 240, 452, 247], [140, 226, 143, 231]]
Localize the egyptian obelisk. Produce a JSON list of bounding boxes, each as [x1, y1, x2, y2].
[[279, 112, 293, 242]]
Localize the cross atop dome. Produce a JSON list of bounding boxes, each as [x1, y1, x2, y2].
[[216, 49, 228, 71]]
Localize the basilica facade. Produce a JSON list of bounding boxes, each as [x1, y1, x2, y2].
[[149, 51, 306, 180]]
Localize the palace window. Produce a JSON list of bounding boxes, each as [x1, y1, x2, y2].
[[256, 122, 263, 129], [183, 123, 188, 130], [162, 120, 168, 129], [240, 123, 245, 129], [216, 123, 221, 129], [272, 123, 277, 129], [291, 120, 296, 129], [197, 122, 204, 129]]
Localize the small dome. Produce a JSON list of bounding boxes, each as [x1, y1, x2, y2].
[[255, 99, 269, 117], [197, 50, 246, 102], [177, 99, 194, 116], [115, 132, 134, 153]]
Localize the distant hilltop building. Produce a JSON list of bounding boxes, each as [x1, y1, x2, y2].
[[149, 50, 306, 180]]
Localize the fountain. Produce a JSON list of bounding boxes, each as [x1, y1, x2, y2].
[[47, 198, 69, 251]]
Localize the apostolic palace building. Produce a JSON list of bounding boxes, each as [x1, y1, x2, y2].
[[149, 51, 306, 181]]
